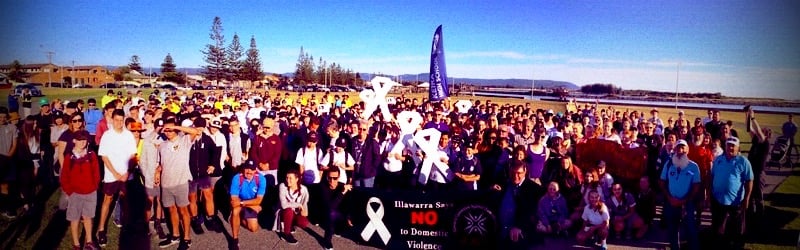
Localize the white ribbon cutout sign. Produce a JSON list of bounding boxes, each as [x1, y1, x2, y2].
[[360, 76, 399, 121], [414, 128, 452, 185], [392, 111, 424, 165], [361, 197, 391, 245], [455, 100, 473, 114]]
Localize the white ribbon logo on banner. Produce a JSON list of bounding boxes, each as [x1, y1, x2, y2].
[[413, 128, 452, 185], [360, 76, 399, 121], [455, 100, 473, 114], [361, 197, 391, 245]]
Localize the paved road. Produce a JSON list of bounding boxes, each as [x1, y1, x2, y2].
[[113, 164, 794, 250]]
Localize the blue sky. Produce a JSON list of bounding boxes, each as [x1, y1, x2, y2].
[[1, 0, 799, 99]]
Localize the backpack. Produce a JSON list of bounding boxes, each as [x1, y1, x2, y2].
[[301, 146, 323, 164], [327, 148, 352, 169], [238, 173, 261, 192]]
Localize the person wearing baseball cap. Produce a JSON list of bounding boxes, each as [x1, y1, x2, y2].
[[710, 136, 753, 249], [659, 138, 701, 250], [228, 159, 267, 249], [454, 140, 482, 191], [186, 113, 223, 235], [60, 129, 102, 249], [319, 137, 355, 185]]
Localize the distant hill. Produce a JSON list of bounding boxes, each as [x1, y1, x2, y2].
[[104, 66, 578, 89], [391, 73, 578, 90]]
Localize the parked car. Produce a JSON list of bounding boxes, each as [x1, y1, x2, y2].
[[140, 83, 153, 88], [71, 83, 89, 88], [99, 82, 117, 88], [13, 84, 44, 97], [47, 82, 64, 88]]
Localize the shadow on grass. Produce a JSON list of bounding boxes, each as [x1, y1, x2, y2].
[[768, 192, 800, 208], [746, 205, 799, 246]]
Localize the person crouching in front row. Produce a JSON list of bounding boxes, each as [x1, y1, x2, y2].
[[228, 160, 267, 250], [277, 169, 310, 245]]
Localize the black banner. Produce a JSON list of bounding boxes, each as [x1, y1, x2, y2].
[[347, 188, 501, 250]]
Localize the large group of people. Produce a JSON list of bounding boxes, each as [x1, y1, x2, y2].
[[0, 87, 795, 250]]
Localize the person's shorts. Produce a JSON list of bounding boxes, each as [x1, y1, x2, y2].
[[162, 183, 190, 207], [188, 176, 212, 191], [242, 207, 258, 219], [102, 181, 126, 196], [66, 191, 97, 221], [146, 186, 160, 198]]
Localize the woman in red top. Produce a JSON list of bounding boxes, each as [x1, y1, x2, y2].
[[60, 131, 100, 249]]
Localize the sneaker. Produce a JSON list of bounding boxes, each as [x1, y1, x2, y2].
[[190, 217, 205, 235], [84, 242, 98, 250], [229, 238, 239, 250], [177, 239, 191, 250], [322, 239, 334, 250], [155, 224, 167, 240], [205, 216, 221, 233], [158, 236, 179, 248], [283, 233, 298, 245], [113, 218, 122, 228], [96, 231, 108, 247], [73, 245, 81, 250]]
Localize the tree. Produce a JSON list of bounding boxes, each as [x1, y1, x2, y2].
[[293, 46, 314, 84], [240, 35, 264, 83], [128, 55, 142, 73], [113, 66, 131, 81], [201, 16, 227, 84], [227, 33, 243, 82], [161, 53, 176, 73], [160, 53, 185, 85], [315, 57, 326, 85], [7, 60, 27, 82]]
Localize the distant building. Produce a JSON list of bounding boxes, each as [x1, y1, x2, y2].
[[0, 62, 114, 87]]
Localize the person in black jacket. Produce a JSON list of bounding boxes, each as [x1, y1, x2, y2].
[[317, 168, 352, 249], [498, 161, 546, 248], [188, 118, 222, 234], [352, 121, 382, 188]]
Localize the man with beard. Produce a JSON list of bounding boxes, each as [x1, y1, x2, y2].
[[660, 139, 701, 250]]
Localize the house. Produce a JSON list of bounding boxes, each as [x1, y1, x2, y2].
[[0, 62, 114, 87]]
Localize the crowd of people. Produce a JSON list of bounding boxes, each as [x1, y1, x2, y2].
[[0, 88, 795, 250]]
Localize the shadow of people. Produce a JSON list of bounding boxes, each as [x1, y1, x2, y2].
[[118, 171, 151, 250]]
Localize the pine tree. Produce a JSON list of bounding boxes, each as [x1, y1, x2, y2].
[[161, 53, 176, 73], [241, 35, 263, 83], [227, 33, 243, 82], [201, 16, 227, 84], [294, 46, 315, 84], [128, 55, 142, 73]]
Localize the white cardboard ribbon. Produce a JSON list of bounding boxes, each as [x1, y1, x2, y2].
[[413, 128, 452, 185], [360, 197, 391, 245], [393, 111, 424, 165], [455, 100, 473, 114], [360, 76, 399, 121]]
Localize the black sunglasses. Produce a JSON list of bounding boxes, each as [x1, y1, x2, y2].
[[72, 119, 83, 123]]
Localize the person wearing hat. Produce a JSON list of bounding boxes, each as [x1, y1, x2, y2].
[[454, 141, 482, 191], [659, 139, 701, 250], [186, 117, 223, 234], [155, 119, 202, 248], [207, 118, 227, 180], [228, 160, 267, 250], [60, 130, 101, 249], [319, 137, 355, 185], [710, 137, 753, 249], [648, 108, 665, 136], [295, 131, 324, 186]]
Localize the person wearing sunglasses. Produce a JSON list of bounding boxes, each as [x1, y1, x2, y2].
[[317, 167, 352, 250]]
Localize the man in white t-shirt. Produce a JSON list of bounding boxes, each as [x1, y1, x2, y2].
[[320, 137, 355, 184], [296, 132, 324, 185], [95, 109, 137, 247]]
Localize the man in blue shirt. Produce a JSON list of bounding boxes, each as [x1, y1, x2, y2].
[[229, 160, 267, 250], [711, 137, 753, 249], [659, 139, 701, 250]]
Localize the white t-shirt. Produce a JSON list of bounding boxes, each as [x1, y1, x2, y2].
[[295, 147, 323, 184], [207, 130, 227, 169], [98, 128, 137, 183], [320, 149, 355, 183], [382, 140, 403, 173], [581, 204, 610, 226]]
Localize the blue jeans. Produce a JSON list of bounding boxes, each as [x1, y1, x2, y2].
[[354, 177, 375, 188], [664, 201, 699, 250]]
